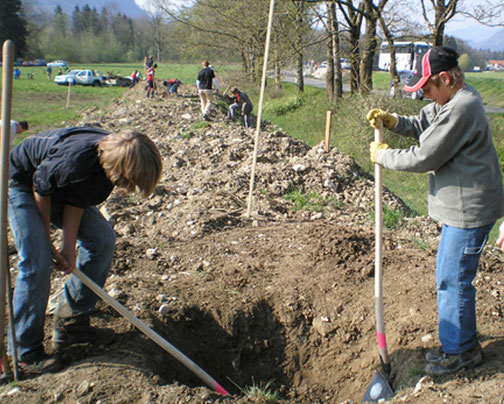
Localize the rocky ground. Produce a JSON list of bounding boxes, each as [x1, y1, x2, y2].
[[1, 82, 504, 403]]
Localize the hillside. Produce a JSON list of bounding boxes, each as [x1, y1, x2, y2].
[[1, 82, 504, 403]]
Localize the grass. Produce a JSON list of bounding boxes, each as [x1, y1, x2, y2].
[[283, 188, 326, 213], [249, 77, 504, 242], [230, 378, 280, 404], [3, 62, 239, 143]]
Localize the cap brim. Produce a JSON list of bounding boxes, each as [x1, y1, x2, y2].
[[403, 73, 430, 92]]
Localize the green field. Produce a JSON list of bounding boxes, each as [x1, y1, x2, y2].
[[4, 63, 239, 140]]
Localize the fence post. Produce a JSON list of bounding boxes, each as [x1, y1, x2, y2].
[[324, 110, 332, 152]]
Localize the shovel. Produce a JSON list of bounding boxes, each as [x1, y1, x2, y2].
[[362, 119, 394, 402]]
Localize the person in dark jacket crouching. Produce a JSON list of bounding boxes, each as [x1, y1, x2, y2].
[[7, 127, 162, 375]]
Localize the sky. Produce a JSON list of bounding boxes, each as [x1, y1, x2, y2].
[[134, 0, 502, 43]]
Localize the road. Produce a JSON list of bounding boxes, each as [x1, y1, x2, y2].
[[282, 75, 504, 114]]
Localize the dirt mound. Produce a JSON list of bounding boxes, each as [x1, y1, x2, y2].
[[2, 83, 504, 403]]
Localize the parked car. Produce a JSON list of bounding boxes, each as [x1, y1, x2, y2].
[[47, 60, 68, 68], [340, 58, 351, 69], [54, 69, 105, 86], [389, 70, 424, 100]]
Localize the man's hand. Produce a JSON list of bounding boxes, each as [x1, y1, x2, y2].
[[366, 108, 397, 129], [52, 247, 71, 273], [497, 221, 504, 252], [370, 141, 390, 163]]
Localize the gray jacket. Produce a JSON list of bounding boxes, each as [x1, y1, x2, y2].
[[376, 85, 504, 228]]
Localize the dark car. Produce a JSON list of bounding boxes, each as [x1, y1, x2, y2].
[[390, 70, 424, 100]]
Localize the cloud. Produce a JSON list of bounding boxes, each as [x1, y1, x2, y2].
[[135, 0, 190, 11]]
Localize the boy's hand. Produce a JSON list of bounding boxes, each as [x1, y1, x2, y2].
[[367, 108, 397, 129], [370, 141, 389, 163], [52, 247, 71, 273], [497, 222, 504, 252]]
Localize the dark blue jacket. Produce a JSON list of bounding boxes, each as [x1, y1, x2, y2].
[[10, 127, 114, 208], [197, 67, 215, 90]]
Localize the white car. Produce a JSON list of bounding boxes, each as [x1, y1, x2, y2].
[[54, 70, 105, 86], [47, 60, 68, 68]]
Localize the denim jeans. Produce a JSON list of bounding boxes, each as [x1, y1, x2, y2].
[[436, 222, 494, 355], [168, 81, 180, 94], [8, 186, 115, 360], [228, 104, 251, 128]]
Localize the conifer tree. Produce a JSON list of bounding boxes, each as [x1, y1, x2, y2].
[[0, 0, 28, 57]]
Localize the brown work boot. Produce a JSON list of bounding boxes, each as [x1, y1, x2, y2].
[[52, 316, 115, 351], [19, 351, 63, 377], [425, 343, 482, 376]]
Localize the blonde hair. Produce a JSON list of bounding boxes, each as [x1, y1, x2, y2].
[[430, 65, 465, 88], [98, 130, 162, 197]]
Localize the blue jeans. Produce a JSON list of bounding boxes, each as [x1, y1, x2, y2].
[[228, 103, 251, 128], [436, 222, 494, 354], [168, 81, 180, 94], [8, 186, 115, 360]]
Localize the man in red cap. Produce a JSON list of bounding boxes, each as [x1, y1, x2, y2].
[[366, 46, 504, 376]]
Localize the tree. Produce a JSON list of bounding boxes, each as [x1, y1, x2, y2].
[[420, 0, 458, 46], [0, 0, 28, 58]]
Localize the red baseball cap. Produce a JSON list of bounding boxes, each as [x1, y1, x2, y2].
[[404, 46, 459, 93]]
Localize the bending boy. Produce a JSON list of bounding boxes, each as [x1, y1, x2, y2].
[[8, 127, 162, 375]]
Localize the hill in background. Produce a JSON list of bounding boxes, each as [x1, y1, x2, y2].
[[25, 0, 147, 17]]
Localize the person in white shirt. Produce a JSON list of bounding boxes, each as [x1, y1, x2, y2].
[[1, 120, 28, 148]]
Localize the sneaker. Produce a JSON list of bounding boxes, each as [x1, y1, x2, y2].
[[19, 352, 62, 376], [425, 343, 483, 376], [52, 317, 115, 350]]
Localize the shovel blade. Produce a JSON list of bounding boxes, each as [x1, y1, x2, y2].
[[362, 371, 394, 402]]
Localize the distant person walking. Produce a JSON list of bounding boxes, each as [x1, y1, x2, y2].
[[227, 87, 253, 128], [196, 60, 219, 120], [46, 66, 52, 81], [14, 67, 21, 80], [146, 63, 157, 98]]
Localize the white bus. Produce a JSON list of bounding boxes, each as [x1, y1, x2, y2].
[[378, 41, 431, 71]]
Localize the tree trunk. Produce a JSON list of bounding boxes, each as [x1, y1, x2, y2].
[[294, 0, 305, 93], [329, 1, 342, 99], [359, 0, 378, 94], [325, 3, 335, 103]]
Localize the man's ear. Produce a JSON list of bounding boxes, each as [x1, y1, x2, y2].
[[439, 71, 452, 86]]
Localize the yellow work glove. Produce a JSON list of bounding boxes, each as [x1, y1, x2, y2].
[[366, 108, 397, 130], [370, 141, 389, 163]]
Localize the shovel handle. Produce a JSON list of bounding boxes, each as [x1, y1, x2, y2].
[[374, 119, 390, 368], [72, 268, 229, 395]]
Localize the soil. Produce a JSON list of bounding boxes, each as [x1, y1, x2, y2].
[[2, 82, 504, 404]]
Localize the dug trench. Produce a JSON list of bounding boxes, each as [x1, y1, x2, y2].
[[2, 82, 504, 403]]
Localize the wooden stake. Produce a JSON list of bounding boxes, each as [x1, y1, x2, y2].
[[324, 110, 332, 152], [66, 79, 73, 109], [0, 40, 14, 380]]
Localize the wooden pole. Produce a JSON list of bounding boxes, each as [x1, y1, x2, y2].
[[0, 40, 14, 380], [324, 110, 332, 152], [66, 79, 73, 109], [246, 0, 275, 218]]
